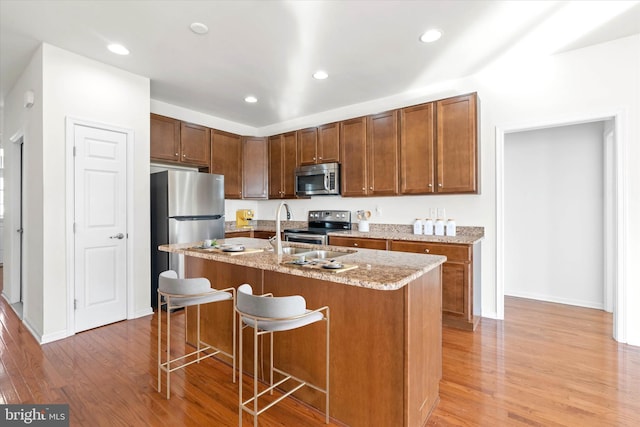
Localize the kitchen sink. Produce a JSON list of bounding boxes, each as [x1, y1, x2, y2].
[[294, 250, 350, 259], [281, 246, 312, 255]]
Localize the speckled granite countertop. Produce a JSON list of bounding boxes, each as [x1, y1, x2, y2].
[[225, 221, 484, 245], [159, 238, 446, 291]]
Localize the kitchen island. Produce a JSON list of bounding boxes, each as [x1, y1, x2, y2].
[[160, 238, 446, 427]]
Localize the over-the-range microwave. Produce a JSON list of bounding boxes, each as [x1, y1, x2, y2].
[[295, 162, 340, 196]]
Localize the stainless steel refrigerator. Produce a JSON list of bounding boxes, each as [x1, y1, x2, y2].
[[150, 170, 225, 307]]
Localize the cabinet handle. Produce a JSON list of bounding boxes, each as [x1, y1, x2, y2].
[[319, 156, 322, 160], [369, 186, 373, 190], [354, 243, 359, 247], [428, 183, 433, 187], [362, 187, 365, 191], [313, 157, 316, 160], [438, 183, 442, 187], [183, 154, 186, 158], [424, 249, 430, 253]]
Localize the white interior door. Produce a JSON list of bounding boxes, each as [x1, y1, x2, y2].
[[74, 124, 127, 332]]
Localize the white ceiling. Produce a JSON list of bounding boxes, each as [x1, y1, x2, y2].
[[1, 1, 639, 128]]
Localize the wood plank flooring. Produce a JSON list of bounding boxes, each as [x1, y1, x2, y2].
[[1, 296, 638, 426]]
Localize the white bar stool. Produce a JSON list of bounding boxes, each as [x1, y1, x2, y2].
[[235, 283, 329, 427], [157, 270, 236, 399]]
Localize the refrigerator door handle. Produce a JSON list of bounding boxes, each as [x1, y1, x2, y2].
[[170, 214, 224, 221]]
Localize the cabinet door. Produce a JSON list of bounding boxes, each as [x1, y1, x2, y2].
[[150, 114, 180, 162], [340, 117, 367, 197], [180, 122, 210, 166], [329, 235, 387, 250], [211, 130, 242, 199], [242, 137, 268, 199], [400, 103, 435, 194], [317, 122, 340, 163], [268, 135, 284, 198], [441, 262, 469, 319], [367, 110, 399, 196], [436, 93, 478, 193], [297, 127, 318, 166], [282, 131, 297, 198]]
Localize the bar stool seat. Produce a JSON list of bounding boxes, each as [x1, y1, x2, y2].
[[236, 283, 329, 426], [157, 270, 236, 399]]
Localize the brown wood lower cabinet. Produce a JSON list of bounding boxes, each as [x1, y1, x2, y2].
[[328, 235, 388, 250], [184, 256, 442, 427], [224, 230, 277, 239], [389, 240, 480, 331]]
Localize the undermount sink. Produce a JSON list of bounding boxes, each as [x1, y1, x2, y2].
[[293, 249, 350, 259], [281, 246, 312, 255]]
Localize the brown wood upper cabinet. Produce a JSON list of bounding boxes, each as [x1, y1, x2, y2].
[[268, 132, 297, 199], [436, 93, 478, 193], [400, 102, 435, 194], [298, 123, 340, 166], [242, 136, 268, 199], [150, 114, 210, 167], [400, 93, 478, 194], [211, 129, 242, 199], [340, 111, 399, 197], [340, 117, 368, 196], [150, 114, 180, 162]]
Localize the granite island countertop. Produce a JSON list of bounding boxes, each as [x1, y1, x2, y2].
[[159, 237, 446, 291]]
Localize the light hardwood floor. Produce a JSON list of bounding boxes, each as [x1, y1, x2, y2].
[[1, 296, 638, 426]]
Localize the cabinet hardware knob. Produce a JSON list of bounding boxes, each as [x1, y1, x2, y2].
[[362, 187, 365, 191], [175, 153, 179, 156], [425, 249, 430, 253], [438, 183, 442, 187], [369, 186, 373, 190], [319, 156, 322, 160], [354, 243, 359, 247], [428, 183, 432, 187], [313, 157, 316, 160], [183, 154, 186, 157]]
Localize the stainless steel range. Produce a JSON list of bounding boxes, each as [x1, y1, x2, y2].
[[284, 210, 351, 245]]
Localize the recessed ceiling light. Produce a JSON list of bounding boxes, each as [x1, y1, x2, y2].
[[107, 43, 130, 55], [244, 96, 258, 103], [190, 22, 209, 35], [419, 29, 443, 43], [313, 70, 329, 80]]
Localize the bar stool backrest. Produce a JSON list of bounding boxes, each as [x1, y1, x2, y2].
[[237, 284, 306, 319], [159, 270, 211, 296]]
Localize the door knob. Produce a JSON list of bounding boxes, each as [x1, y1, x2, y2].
[[110, 233, 125, 239]]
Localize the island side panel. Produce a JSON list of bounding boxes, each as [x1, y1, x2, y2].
[[263, 270, 406, 427], [405, 267, 442, 427]]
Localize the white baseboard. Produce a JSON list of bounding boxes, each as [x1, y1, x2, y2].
[[505, 290, 605, 310], [131, 307, 154, 319]]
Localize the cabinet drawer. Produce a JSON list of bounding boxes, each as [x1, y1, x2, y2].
[[225, 231, 252, 238], [390, 240, 470, 262], [329, 235, 388, 250]]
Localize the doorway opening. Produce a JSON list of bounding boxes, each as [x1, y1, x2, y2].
[[496, 113, 626, 342]]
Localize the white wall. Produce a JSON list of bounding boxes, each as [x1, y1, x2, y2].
[[3, 44, 151, 342], [504, 122, 604, 308], [153, 34, 640, 345], [3, 45, 44, 335]]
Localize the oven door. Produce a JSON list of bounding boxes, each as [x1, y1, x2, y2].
[[284, 232, 327, 245]]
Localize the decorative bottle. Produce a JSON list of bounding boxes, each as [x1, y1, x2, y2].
[[446, 219, 457, 236], [434, 219, 445, 236], [413, 218, 422, 235], [423, 218, 434, 235]]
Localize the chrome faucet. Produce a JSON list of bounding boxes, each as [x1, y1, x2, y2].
[[275, 202, 291, 255]]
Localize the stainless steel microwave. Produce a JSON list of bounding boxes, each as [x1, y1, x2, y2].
[[295, 162, 340, 196]]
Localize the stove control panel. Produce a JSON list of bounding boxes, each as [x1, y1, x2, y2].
[[308, 210, 351, 223]]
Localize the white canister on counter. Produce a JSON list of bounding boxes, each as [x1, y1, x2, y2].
[[413, 218, 423, 235], [446, 219, 457, 236], [358, 220, 370, 232], [434, 219, 445, 236], [423, 218, 434, 235]]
